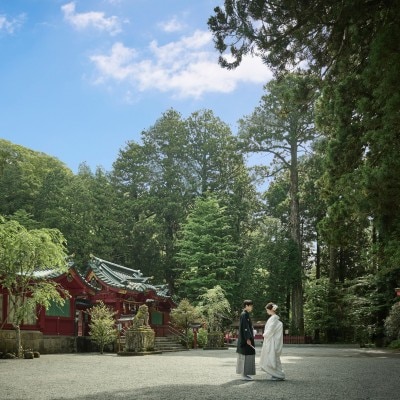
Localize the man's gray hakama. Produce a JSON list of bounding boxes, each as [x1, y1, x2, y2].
[[236, 309, 256, 377], [236, 353, 256, 375]]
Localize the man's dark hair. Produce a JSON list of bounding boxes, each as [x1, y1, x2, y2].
[[243, 299, 253, 307]]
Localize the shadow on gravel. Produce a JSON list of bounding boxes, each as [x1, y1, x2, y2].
[[50, 381, 296, 400]]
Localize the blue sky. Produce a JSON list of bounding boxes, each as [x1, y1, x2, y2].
[[0, 0, 273, 173]]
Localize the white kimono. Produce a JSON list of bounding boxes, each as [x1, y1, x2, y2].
[[259, 314, 285, 379]]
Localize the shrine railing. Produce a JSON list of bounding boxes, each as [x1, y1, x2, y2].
[[166, 323, 189, 347]]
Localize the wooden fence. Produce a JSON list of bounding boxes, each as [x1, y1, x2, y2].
[[283, 335, 313, 344]]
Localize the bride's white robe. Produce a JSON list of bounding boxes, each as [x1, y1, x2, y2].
[[259, 314, 285, 379]]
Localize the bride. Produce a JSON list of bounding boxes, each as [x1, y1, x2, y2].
[[259, 302, 285, 380]]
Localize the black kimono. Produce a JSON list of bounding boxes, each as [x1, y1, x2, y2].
[[236, 309, 256, 375]]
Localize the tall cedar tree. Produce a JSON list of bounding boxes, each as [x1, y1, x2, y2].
[[238, 73, 319, 334], [175, 195, 238, 304]]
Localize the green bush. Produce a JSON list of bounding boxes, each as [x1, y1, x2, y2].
[[206, 331, 224, 348], [197, 328, 207, 348], [388, 339, 400, 349], [185, 327, 208, 348], [384, 302, 400, 340], [185, 329, 194, 348], [88, 301, 118, 354]]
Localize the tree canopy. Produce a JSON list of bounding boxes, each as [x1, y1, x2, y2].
[[175, 195, 238, 303], [0, 216, 68, 356]]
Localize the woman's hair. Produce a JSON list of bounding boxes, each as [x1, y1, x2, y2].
[[266, 302, 278, 311], [243, 299, 253, 307]]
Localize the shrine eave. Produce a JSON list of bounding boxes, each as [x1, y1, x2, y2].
[[88, 255, 171, 299]]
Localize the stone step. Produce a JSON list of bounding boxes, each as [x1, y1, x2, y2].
[[154, 336, 188, 352], [118, 335, 188, 352]]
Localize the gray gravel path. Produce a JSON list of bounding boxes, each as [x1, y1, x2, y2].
[[1, 345, 399, 400]]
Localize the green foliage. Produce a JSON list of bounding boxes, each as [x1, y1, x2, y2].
[[185, 328, 194, 348], [197, 327, 208, 348], [298, 147, 328, 275], [111, 136, 167, 277], [388, 339, 400, 349], [35, 164, 123, 269], [0, 139, 72, 217], [88, 301, 118, 354], [0, 218, 68, 322], [1, 110, 255, 307], [112, 108, 253, 291], [342, 275, 383, 344], [209, 0, 400, 345], [182, 326, 208, 349], [8, 210, 41, 230], [185, 109, 241, 195], [0, 217, 68, 355], [2, 56, 400, 349], [208, 0, 396, 76], [197, 285, 231, 333], [170, 299, 201, 336], [384, 302, 400, 340], [175, 195, 238, 302], [206, 331, 224, 348], [240, 216, 291, 320], [304, 278, 339, 340], [238, 73, 320, 334], [305, 274, 385, 344]]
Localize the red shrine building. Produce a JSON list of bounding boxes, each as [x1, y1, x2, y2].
[[0, 256, 175, 354]]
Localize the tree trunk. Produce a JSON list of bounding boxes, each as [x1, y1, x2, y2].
[[329, 245, 337, 284], [316, 235, 321, 279], [291, 279, 304, 335], [289, 142, 304, 335], [314, 238, 321, 342], [15, 325, 22, 358]]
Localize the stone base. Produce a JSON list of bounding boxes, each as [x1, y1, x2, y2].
[[124, 327, 155, 353], [203, 346, 229, 350], [0, 330, 75, 354], [117, 350, 162, 356]]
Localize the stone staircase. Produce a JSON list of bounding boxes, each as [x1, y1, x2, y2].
[[154, 336, 189, 352]]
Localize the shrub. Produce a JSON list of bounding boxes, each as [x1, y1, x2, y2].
[[185, 329, 194, 348], [384, 302, 400, 340], [197, 328, 208, 348], [170, 298, 201, 337], [388, 339, 400, 349], [88, 301, 118, 354]]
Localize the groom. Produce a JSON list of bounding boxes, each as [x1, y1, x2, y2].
[[236, 299, 256, 380]]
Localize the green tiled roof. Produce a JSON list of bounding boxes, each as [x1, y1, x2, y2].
[[33, 269, 64, 279], [33, 264, 99, 292], [89, 256, 170, 298]]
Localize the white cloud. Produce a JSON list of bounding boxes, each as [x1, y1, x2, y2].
[[158, 16, 185, 33], [90, 42, 137, 82], [89, 30, 272, 99], [61, 2, 124, 36], [0, 13, 26, 34]]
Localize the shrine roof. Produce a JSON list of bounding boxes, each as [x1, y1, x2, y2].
[[33, 263, 99, 292], [33, 269, 65, 279], [88, 255, 170, 298]]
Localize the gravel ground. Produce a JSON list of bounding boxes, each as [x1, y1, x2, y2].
[[1, 345, 399, 400]]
